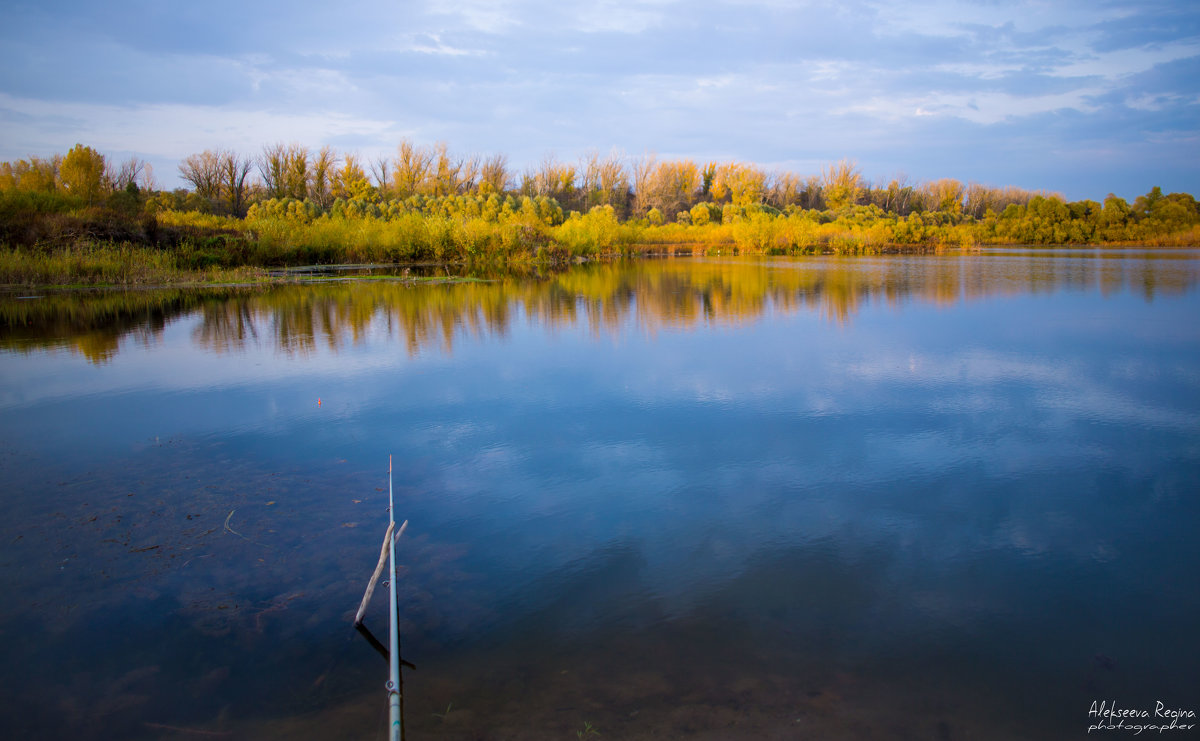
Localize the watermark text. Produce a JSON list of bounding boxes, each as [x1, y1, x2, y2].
[[1088, 700, 1196, 735]]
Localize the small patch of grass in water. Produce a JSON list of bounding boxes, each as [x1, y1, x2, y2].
[[286, 274, 491, 284]]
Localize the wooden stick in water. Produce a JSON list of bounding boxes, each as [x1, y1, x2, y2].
[[354, 519, 408, 625], [354, 519, 395, 625]]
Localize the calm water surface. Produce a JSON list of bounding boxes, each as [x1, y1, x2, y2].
[[1, 250, 1198, 740]]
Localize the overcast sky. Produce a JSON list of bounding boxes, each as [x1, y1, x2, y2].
[[1, 0, 1197, 200]]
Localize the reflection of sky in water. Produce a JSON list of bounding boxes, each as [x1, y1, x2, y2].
[[1, 254, 1199, 738]]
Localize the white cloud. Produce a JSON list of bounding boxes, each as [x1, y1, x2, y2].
[[404, 34, 488, 57], [426, 0, 523, 34], [931, 61, 1033, 80], [252, 65, 361, 97], [572, 0, 674, 33], [836, 88, 1105, 124], [0, 93, 397, 162], [1047, 40, 1200, 81], [867, 0, 1130, 39], [1123, 92, 1199, 112]]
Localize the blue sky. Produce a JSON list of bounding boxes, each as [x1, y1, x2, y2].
[[1, 0, 1197, 200]]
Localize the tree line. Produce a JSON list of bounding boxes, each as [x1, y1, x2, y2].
[[0, 140, 1077, 220], [171, 141, 1067, 222], [2, 141, 1198, 250]]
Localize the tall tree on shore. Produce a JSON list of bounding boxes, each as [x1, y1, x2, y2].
[[369, 154, 391, 199], [179, 150, 223, 203], [112, 157, 149, 192], [644, 159, 701, 218], [430, 142, 464, 197], [332, 154, 374, 201], [180, 149, 251, 214], [478, 153, 510, 195], [820, 159, 862, 211], [393, 140, 433, 199], [310, 146, 337, 208], [767, 171, 803, 209], [60, 144, 107, 204], [283, 145, 309, 201], [260, 143, 309, 200], [711, 162, 766, 207], [579, 149, 629, 212], [458, 153, 481, 196], [528, 154, 576, 202], [701, 162, 716, 199], [878, 175, 915, 215], [925, 178, 965, 214], [219, 150, 254, 216], [630, 152, 658, 216], [258, 144, 287, 200], [597, 151, 631, 215]]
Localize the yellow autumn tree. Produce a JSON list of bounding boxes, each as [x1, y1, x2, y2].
[[59, 144, 107, 204], [310, 145, 337, 208], [820, 159, 862, 211], [392, 140, 433, 199], [711, 162, 765, 207], [478, 153, 510, 196], [332, 154, 375, 201], [0, 157, 60, 193], [925, 178, 964, 214]]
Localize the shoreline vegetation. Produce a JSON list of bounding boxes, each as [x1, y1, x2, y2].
[[2, 142, 1198, 287]]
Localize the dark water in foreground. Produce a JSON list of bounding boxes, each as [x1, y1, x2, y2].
[[1, 250, 1198, 740]]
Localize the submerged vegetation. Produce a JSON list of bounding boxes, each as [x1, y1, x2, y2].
[[1, 141, 1198, 285]]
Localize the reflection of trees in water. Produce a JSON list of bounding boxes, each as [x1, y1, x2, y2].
[[194, 298, 258, 353], [3, 252, 1196, 363], [0, 288, 215, 364]]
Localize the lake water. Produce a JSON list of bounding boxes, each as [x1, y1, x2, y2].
[[1, 250, 1198, 740]]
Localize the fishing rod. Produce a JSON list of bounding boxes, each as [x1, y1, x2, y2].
[[386, 454, 403, 741], [353, 457, 407, 741]]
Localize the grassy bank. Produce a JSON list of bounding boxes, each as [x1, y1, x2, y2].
[[0, 244, 270, 287]]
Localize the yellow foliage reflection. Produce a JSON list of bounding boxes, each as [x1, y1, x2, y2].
[[2, 252, 1196, 364]]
